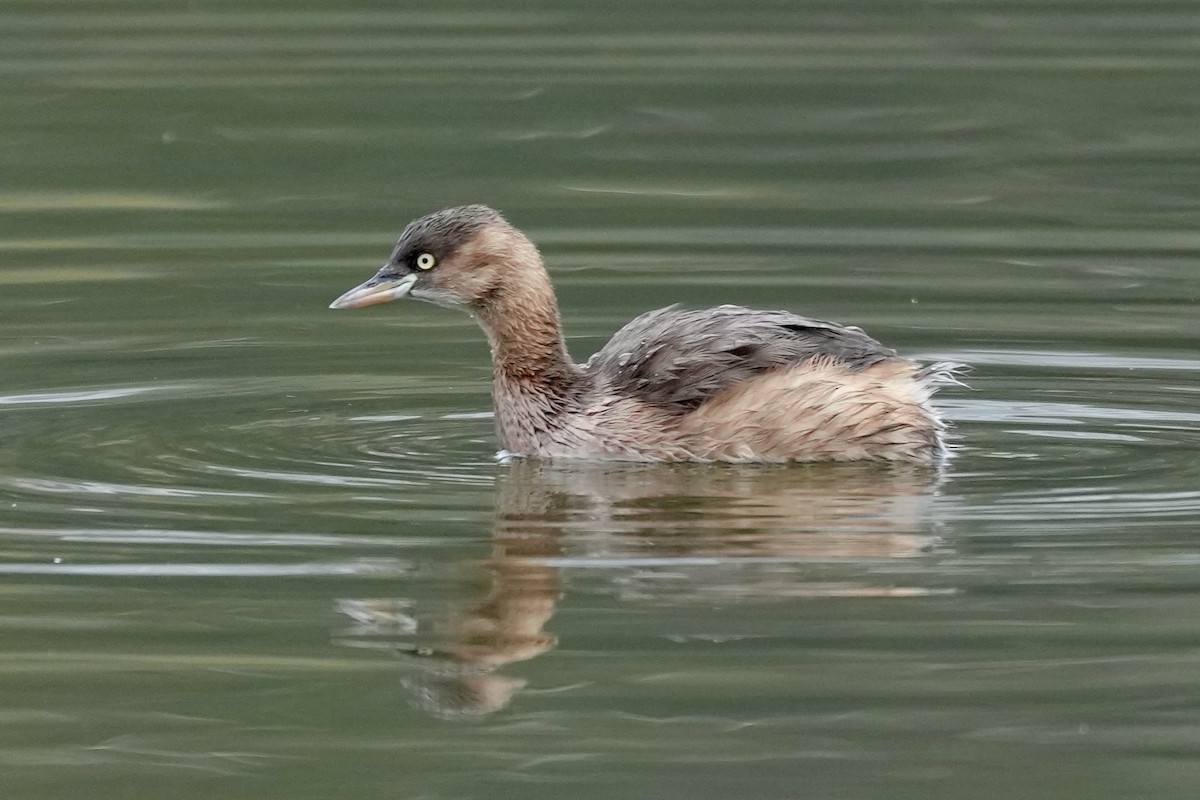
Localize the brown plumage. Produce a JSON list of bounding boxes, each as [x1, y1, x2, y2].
[[329, 205, 958, 464]]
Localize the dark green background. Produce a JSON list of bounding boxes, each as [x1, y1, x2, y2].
[[2, 2, 1199, 798]]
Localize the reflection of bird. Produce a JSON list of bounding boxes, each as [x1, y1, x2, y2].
[[336, 460, 948, 718], [330, 205, 958, 464], [402, 673, 528, 720], [497, 459, 944, 561]]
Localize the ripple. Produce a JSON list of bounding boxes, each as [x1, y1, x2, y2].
[[941, 349, 1200, 441], [0, 385, 171, 406], [0, 558, 411, 577], [944, 398, 1200, 427], [7, 476, 270, 499], [940, 349, 1200, 372], [0, 526, 441, 548], [3, 347, 1198, 537], [918, 348, 1200, 527], [0, 377, 498, 531]]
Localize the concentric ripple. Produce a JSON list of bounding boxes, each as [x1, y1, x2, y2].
[[934, 348, 1200, 530], [3, 346, 1197, 550], [0, 377, 500, 538]]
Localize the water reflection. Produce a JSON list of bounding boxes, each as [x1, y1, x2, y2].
[[337, 459, 947, 718]]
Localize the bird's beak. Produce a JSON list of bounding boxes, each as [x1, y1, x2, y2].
[[328, 272, 418, 310]]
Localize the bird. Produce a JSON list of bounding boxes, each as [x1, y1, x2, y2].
[[329, 205, 958, 464]]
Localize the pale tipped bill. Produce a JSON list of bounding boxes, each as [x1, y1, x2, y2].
[[328, 272, 418, 310]]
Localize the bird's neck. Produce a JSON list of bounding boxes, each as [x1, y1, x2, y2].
[[477, 276, 577, 388], [471, 247, 589, 451]]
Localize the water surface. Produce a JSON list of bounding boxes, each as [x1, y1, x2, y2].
[[3, 2, 1200, 798]]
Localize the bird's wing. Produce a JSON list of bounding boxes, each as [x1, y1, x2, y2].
[[584, 304, 897, 412]]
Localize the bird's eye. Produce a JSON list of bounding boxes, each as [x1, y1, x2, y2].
[[415, 253, 436, 270]]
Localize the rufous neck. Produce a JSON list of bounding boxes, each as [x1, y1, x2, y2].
[[472, 250, 581, 393]]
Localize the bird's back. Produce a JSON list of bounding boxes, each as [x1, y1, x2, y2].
[[578, 304, 953, 463], [585, 304, 897, 412]]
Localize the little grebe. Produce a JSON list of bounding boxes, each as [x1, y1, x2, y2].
[[330, 205, 956, 464]]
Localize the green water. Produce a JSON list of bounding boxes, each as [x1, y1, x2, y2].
[[3, 2, 1200, 798]]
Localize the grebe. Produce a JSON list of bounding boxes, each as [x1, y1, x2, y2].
[[330, 205, 955, 464]]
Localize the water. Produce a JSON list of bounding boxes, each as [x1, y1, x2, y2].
[[3, 1, 1200, 798]]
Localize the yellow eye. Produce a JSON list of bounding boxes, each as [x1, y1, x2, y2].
[[416, 253, 436, 270]]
